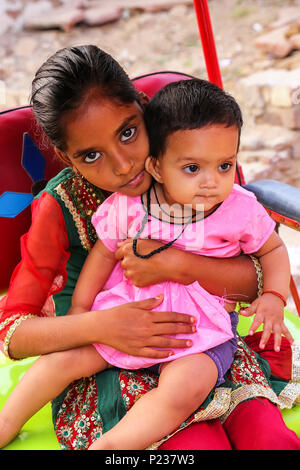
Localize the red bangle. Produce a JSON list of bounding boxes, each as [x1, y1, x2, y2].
[[261, 290, 287, 306]]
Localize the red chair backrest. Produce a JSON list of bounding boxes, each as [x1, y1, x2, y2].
[[0, 107, 64, 291], [0, 71, 244, 291], [132, 71, 193, 97]]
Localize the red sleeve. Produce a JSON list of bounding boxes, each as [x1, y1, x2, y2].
[[0, 192, 70, 354]]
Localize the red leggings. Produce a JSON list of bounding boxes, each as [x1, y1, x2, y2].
[[160, 398, 300, 450]]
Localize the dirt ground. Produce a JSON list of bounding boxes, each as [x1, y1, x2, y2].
[[1, 0, 300, 108], [1, 0, 300, 313]]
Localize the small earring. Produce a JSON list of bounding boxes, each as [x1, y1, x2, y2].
[[73, 167, 85, 181], [138, 91, 149, 108]]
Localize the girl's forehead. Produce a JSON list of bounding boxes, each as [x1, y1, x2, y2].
[[71, 96, 141, 122], [63, 99, 144, 154]]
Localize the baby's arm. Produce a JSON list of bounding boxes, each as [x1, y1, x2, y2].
[[115, 238, 259, 302], [68, 239, 117, 315], [240, 231, 293, 350]]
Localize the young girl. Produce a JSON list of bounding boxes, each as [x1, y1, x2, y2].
[[0, 46, 298, 451], [0, 75, 294, 450]]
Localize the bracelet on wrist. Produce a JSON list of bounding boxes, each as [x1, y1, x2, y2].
[[261, 290, 287, 307], [249, 255, 263, 297]]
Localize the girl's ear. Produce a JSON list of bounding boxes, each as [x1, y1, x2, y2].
[[54, 147, 72, 167], [145, 156, 163, 183]]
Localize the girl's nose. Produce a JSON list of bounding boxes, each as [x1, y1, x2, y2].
[[112, 150, 134, 176]]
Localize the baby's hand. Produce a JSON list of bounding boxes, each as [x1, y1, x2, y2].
[[239, 293, 294, 351]]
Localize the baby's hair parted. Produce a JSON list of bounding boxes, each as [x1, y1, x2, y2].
[[31, 45, 140, 153], [144, 78, 243, 159]]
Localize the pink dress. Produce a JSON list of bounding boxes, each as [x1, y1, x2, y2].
[[91, 184, 275, 369]]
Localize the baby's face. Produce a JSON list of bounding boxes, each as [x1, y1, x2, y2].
[[156, 124, 239, 215]]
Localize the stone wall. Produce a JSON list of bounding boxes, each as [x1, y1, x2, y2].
[[236, 67, 300, 188]]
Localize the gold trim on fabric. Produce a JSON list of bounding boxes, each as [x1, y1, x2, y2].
[[291, 342, 300, 383], [55, 184, 91, 252], [278, 341, 300, 407], [249, 255, 263, 296], [221, 342, 300, 421], [221, 384, 284, 424], [278, 382, 300, 407], [193, 387, 232, 421], [0, 313, 21, 332], [3, 314, 35, 360]]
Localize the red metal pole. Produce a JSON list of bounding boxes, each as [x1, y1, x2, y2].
[[193, 0, 223, 89]]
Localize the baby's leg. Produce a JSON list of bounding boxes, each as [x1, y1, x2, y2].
[[89, 353, 218, 450], [0, 345, 107, 448]]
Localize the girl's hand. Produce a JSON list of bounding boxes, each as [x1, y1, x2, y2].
[[239, 293, 294, 351], [115, 238, 189, 287], [92, 295, 196, 359]]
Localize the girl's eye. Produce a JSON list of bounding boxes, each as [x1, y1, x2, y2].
[[83, 151, 102, 163], [184, 164, 199, 174], [120, 127, 136, 142], [219, 162, 232, 172]]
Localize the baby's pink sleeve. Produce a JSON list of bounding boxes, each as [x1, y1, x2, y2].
[[91, 193, 128, 252], [239, 195, 276, 254]]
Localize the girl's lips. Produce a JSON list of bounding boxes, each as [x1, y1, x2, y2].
[[125, 170, 145, 188]]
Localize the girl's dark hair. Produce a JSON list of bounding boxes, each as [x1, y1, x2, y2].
[[144, 78, 243, 158], [31, 45, 139, 151]]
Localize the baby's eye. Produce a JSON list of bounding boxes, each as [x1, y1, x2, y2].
[[183, 164, 199, 174], [83, 151, 102, 163], [121, 127, 136, 142], [219, 162, 232, 172]]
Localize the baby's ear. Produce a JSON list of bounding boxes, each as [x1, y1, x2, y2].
[[145, 156, 163, 183]]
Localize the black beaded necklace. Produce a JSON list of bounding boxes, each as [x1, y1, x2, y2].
[[132, 183, 197, 259], [152, 183, 201, 221]]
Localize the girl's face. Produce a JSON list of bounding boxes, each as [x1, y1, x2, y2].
[[147, 124, 239, 214], [57, 97, 152, 196]]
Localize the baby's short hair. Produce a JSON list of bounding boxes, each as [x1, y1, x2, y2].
[[144, 78, 243, 158]]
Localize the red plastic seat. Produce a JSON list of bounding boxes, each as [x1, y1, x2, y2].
[[0, 106, 64, 291]]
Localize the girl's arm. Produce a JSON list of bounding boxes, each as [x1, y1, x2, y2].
[[2, 195, 195, 360], [8, 298, 196, 359], [115, 238, 259, 302], [240, 231, 293, 351]]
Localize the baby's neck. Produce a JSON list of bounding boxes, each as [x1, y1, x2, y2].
[[143, 182, 200, 223], [143, 182, 223, 221]]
